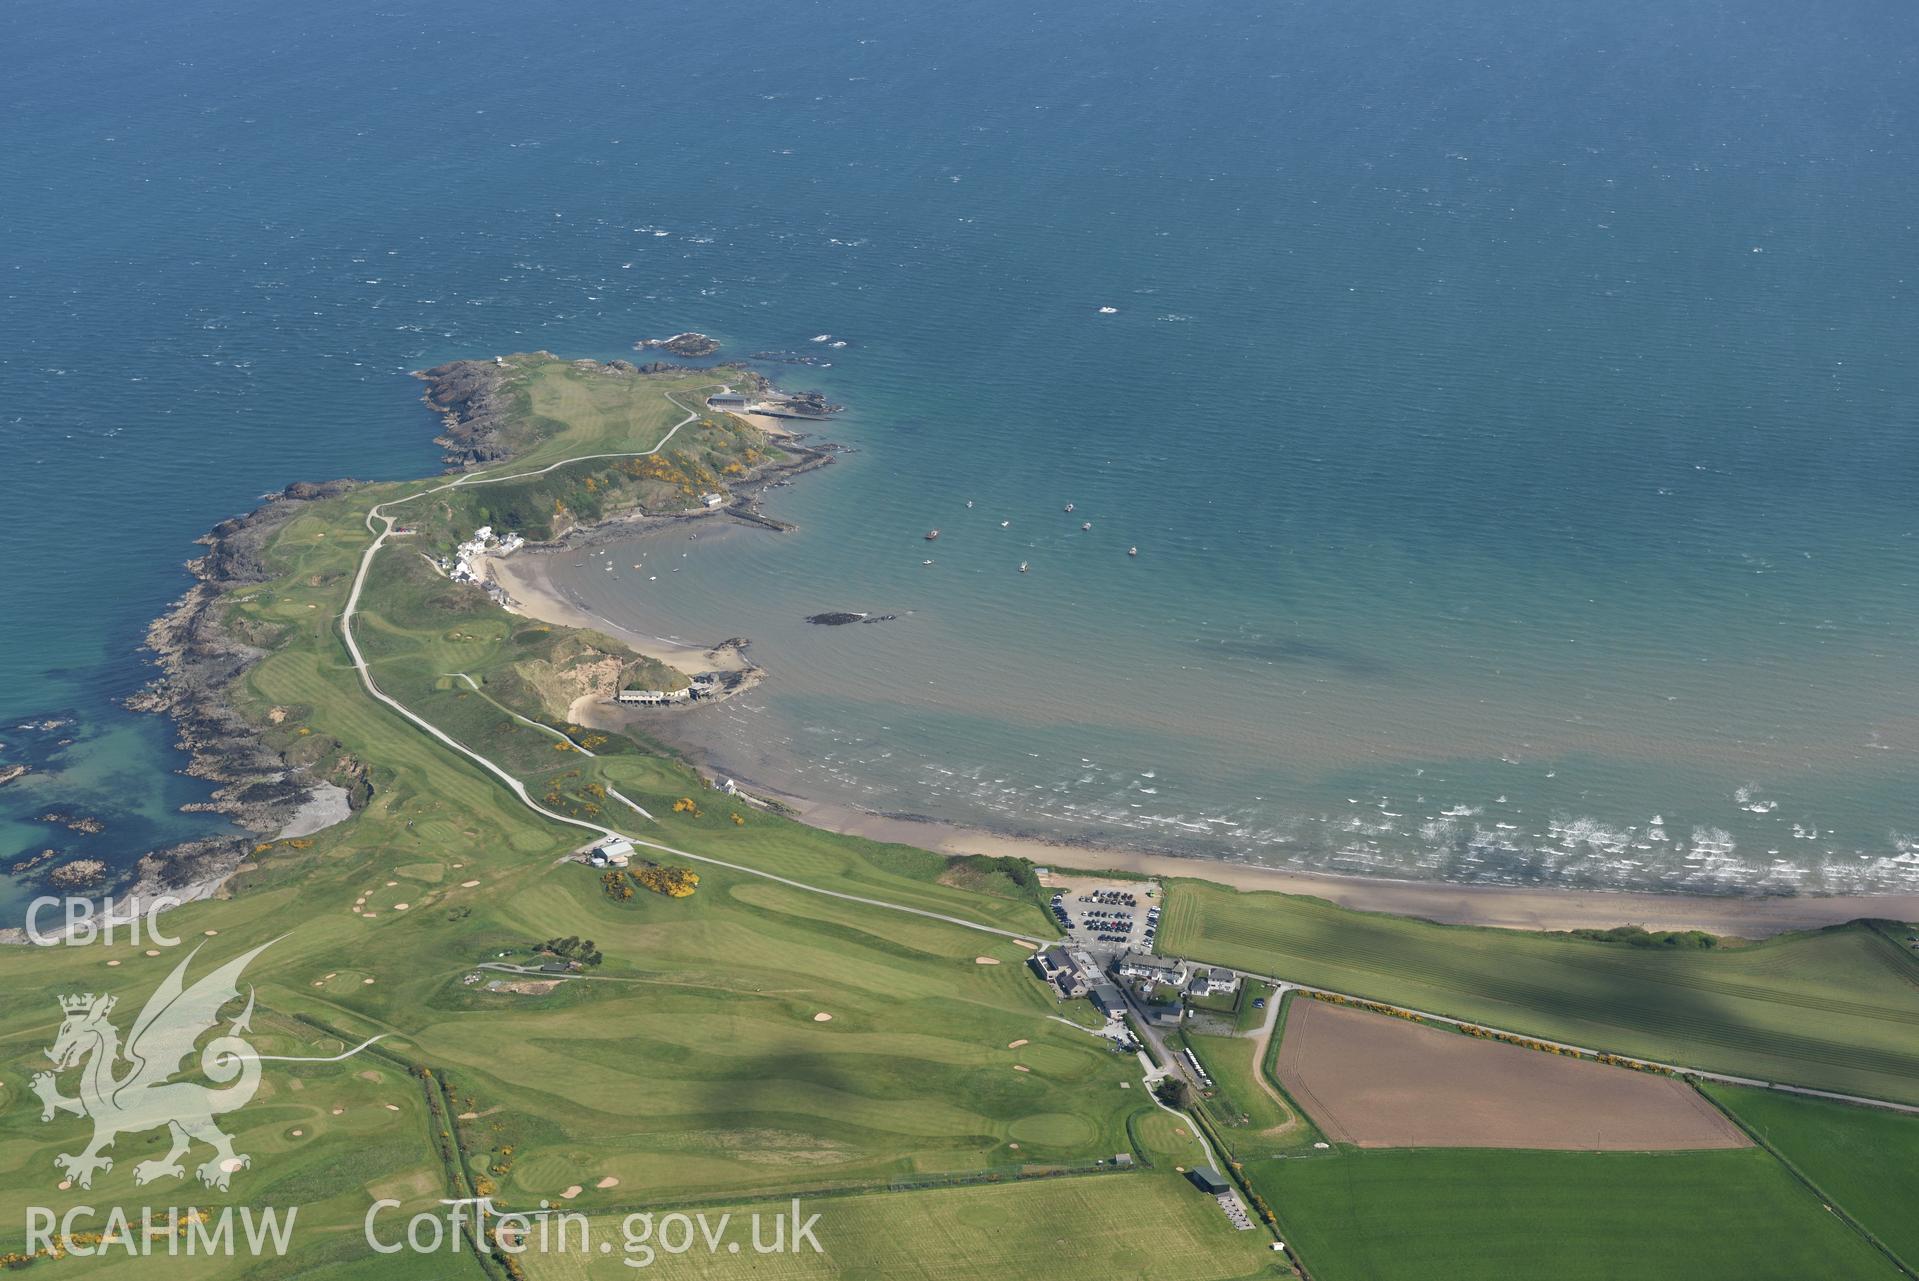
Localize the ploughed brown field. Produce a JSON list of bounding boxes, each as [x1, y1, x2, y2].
[[1274, 998, 1751, 1150]]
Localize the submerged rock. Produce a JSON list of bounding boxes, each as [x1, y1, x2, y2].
[[806, 612, 898, 627]]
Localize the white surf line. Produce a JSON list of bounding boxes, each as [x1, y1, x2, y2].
[[1238, 977, 1919, 1118], [340, 388, 1040, 945]]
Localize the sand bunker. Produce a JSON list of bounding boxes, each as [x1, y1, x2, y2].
[[1275, 999, 1750, 1151], [974, 956, 1000, 965], [561, 1185, 582, 1199], [461, 879, 480, 888], [1013, 1065, 1030, 1073], [813, 1012, 833, 1022], [1007, 1039, 1029, 1049], [596, 1176, 620, 1189]]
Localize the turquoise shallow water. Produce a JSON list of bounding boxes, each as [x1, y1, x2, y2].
[[5, 0, 1918, 914]]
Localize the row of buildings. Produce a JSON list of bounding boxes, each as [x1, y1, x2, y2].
[[1029, 946, 1239, 1025], [446, 524, 525, 586], [616, 673, 722, 706]]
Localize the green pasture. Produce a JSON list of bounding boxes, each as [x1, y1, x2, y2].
[[524, 1173, 1274, 1281], [1705, 1084, 1919, 1271], [1160, 879, 1919, 1104], [1248, 1147, 1900, 1281]]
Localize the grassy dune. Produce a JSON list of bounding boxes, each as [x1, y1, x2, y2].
[[1160, 878, 1919, 1104]]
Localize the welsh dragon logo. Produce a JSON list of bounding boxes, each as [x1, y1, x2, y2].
[[31, 940, 273, 1191]]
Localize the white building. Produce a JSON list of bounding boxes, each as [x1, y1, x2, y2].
[[597, 838, 635, 868], [700, 492, 726, 509], [450, 525, 524, 585], [1186, 966, 1240, 998], [617, 687, 692, 705], [1116, 951, 1189, 988]]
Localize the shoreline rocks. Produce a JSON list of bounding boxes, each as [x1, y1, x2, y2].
[[37, 811, 105, 834], [108, 347, 836, 918], [118, 479, 372, 903], [636, 332, 721, 358], [47, 859, 108, 891]]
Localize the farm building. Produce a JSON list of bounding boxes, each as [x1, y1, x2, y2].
[[1142, 1002, 1184, 1028], [1189, 1168, 1230, 1195], [595, 838, 635, 868], [1090, 983, 1129, 1018]]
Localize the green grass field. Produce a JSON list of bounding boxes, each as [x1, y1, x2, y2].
[[1247, 1148, 1901, 1281], [0, 363, 1142, 1278], [1180, 1032, 1303, 1158], [522, 1174, 1275, 1280], [1161, 878, 1919, 1104], [15, 354, 1913, 1279], [1705, 1085, 1919, 1271]]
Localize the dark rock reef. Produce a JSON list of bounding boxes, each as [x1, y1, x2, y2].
[[805, 612, 897, 627], [636, 332, 722, 358]]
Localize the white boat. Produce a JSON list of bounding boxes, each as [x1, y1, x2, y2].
[[1065, 503, 1075, 512], [1019, 561, 1030, 573], [1128, 546, 1138, 557], [922, 559, 935, 566], [1000, 520, 1010, 528], [925, 529, 940, 541], [1081, 521, 1092, 531]]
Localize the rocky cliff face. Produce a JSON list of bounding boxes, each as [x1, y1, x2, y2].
[[121, 482, 367, 898], [416, 359, 517, 466]]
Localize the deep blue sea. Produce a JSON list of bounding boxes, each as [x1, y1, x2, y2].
[[5, 0, 1917, 918]]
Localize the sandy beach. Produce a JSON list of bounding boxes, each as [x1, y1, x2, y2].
[[746, 785, 1919, 938], [491, 543, 1919, 941], [487, 549, 752, 677]]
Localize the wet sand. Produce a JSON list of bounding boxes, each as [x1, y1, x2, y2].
[[487, 551, 750, 676], [494, 544, 1919, 941]]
